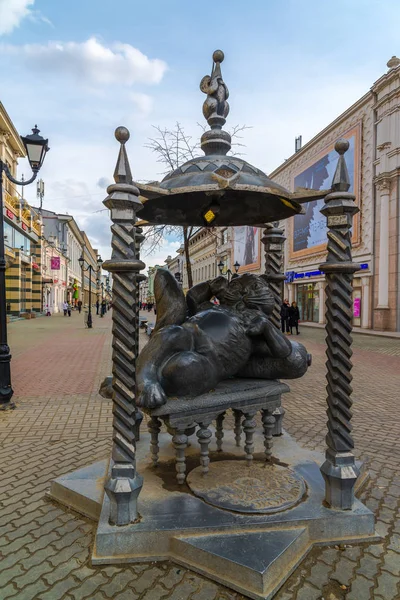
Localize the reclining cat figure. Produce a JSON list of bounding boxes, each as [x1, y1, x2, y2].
[[137, 270, 311, 409]]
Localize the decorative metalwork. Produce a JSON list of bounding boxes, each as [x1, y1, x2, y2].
[[103, 126, 146, 525], [319, 139, 360, 510], [200, 49, 231, 156], [187, 461, 306, 514], [261, 223, 286, 330]]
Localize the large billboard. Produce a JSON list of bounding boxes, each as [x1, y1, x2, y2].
[[233, 226, 261, 271], [291, 125, 360, 258]]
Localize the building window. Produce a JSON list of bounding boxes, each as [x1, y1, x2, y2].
[[221, 229, 227, 245], [296, 283, 319, 323]]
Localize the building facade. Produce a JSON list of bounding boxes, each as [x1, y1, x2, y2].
[[268, 56, 400, 332], [80, 231, 99, 307], [1, 102, 43, 317]]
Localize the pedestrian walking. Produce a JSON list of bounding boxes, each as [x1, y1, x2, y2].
[[289, 301, 300, 335], [67, 302, 72, 317], [63, 301, 68, 316], [101, 299, 107, 316], [280, 299, 290, 334], [45, 304, 51, 317], [77, 299, 82, 314], [96, 299, 100, 315]]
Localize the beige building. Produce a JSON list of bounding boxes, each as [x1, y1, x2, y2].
[[268, 56, 400, 332]]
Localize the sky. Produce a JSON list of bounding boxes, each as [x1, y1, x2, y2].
[[1, 0, 399, 266]]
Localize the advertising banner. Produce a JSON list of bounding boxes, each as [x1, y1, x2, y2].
[[233, 226, 261, 271], [51, 256, 60, 270]]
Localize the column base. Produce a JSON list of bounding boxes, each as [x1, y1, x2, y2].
[[104, 463, 143, 526], [320, 451, 359, 510]]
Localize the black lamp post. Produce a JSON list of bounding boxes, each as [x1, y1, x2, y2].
[[79, 254, 102, 328], [0, 125, 49, 410], [217, 259, 240, 282]]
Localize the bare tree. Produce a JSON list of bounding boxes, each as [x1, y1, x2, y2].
[[143, 122, 250, 289]]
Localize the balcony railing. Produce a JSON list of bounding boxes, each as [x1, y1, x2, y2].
[[3, 186, 42, 236]]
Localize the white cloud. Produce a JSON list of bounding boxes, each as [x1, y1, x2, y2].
[[130, 93, 154, 116], [0, 0, 34, 35], [2, 37, 168, 85]]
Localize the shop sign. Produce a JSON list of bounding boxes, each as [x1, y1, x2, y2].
[[353, 297, 361, 318], [51, 256, 60, 270], [6, 209, 14, 220]]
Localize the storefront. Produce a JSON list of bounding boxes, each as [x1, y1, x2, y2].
[[296, 282, 319, 323]]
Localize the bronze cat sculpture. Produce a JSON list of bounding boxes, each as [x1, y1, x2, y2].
[[137, 270, 311, 409]]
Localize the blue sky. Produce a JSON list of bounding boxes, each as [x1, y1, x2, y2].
[[1, 0, 399, 264]]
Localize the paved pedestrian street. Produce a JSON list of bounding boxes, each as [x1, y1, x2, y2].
[[1, 313, 400, 600]]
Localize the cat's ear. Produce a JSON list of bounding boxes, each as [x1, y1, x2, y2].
[[153, 270, 187, 333]]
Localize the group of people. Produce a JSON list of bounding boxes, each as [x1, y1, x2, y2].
[[280, 299, 300, 335], [139, 302, 156, 314], [96, 299, 110, 316]]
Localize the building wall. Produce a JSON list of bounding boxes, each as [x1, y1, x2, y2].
[[268, 90, 375, 329]]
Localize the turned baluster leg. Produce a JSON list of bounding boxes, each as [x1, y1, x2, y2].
[[148, 416, 161, 467], [215, 412, 225, 452], [262, 409, 276, 463], [243, 411, 257, 467], [197, 422, 212, 475], [233, 410, 242, 447], [172, 428, 188, 485]]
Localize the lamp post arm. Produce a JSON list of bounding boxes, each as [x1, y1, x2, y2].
[[0, 161, 37, 186]]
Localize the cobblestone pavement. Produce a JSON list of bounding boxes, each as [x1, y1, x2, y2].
[[1, 313, 400, 600]]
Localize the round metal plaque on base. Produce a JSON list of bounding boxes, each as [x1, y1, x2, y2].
[[187, 460, 306, 514]]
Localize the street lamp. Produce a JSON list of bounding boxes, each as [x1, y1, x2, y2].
[[0, 125, 49, 410], [217, 259, 240, 282], [79, 254, 102, 329]]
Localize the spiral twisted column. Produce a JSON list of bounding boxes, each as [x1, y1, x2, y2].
[[262, 223, 286, 435], [133, 225, 145, 440], [261, 223, 286, 329], [103, 127, 146, 526], [319, 139, 360, 510]]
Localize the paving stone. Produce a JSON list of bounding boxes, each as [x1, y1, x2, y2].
[[47, 542, 90, 567], [160, 568, 185, 589], [366, 543, 386, 558], [69, 573, 108, 599], [43, 559, 82, 586], [38, 575, 80, 599], [131, 566, 164, 595], [0, 550, 29, 573], [161, 578, 201, 600], [381, 549, 400, 576], [319, 547, 339, 566], [356, 553, 380, 578], [295, 582, 321, 600], [388, 533, 400, 552], [0, 583, 19, 599], [306, 561, 332, 589], [191, 581, 221, 599], [13, 562, 54, 589], [140, 583, 167, 600], [347, 575, 374, 600], [100, 571, 138, 598], [374, 570, 400, 600], [330, 556, 356, 586], [0, 565, 25, 586], [340, 546, 362, 562]]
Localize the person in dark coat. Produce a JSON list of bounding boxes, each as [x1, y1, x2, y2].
[[280, 299, 290, 333], [289, 301, 300, 335]]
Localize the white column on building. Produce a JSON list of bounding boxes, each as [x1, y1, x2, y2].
[[287, 283, 295, 304], [361, 276, 371, 329], [377, 179, 390, 308], [316, 281, 325, 324]]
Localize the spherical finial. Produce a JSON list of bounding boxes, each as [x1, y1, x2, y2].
[[387, 55, 400, 69], [115, 126, 130, 144], [213, 49, 224, 63], [335, 138, 349, 155]]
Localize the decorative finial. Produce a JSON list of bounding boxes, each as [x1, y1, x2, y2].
[[387, 55, 400, 70], [113, 126, 133, 184], [200, 49, 231, 155], [115, 126, 130, 144], [331, 138, 350, 192]]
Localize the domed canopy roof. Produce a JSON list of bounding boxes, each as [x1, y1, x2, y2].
[[138, 50, 327, 227]]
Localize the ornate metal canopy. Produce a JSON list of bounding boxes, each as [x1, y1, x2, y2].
[[138, 50, 326, 227]]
